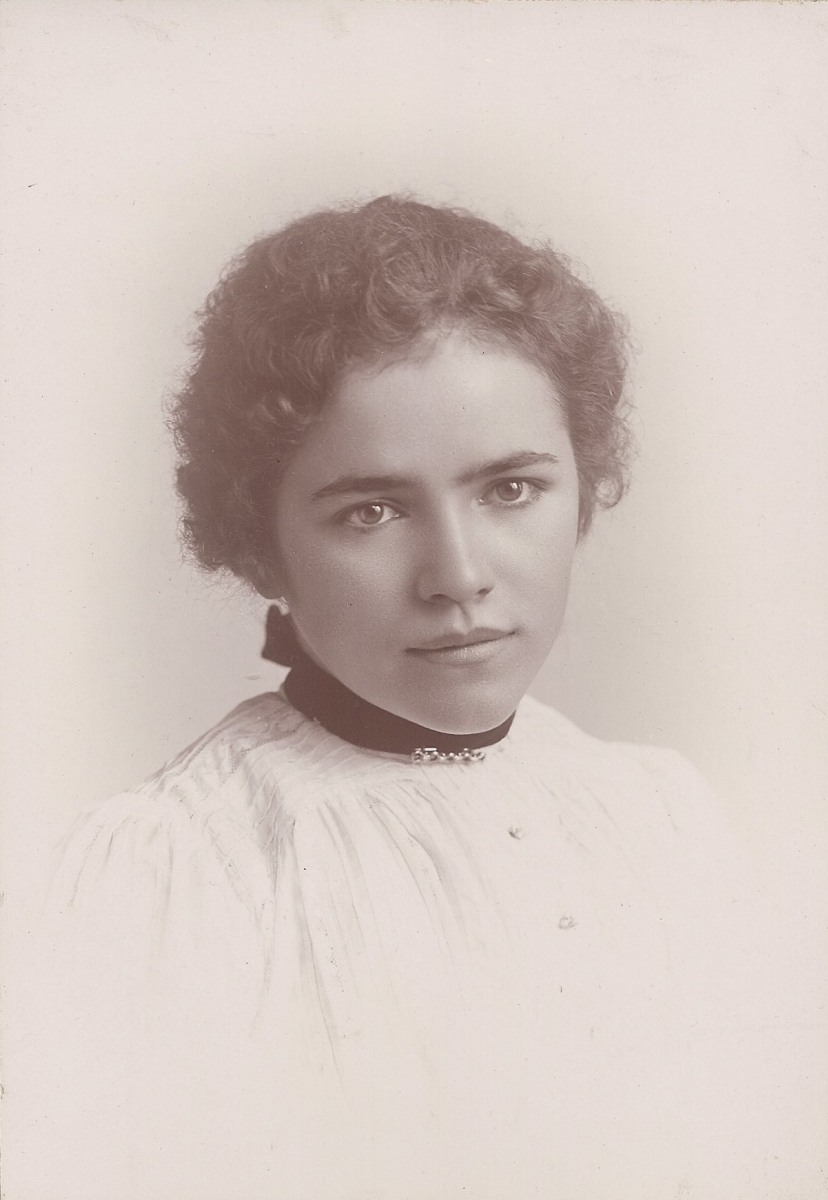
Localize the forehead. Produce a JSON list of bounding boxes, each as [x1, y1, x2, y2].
[[284, 334, 571, 489]]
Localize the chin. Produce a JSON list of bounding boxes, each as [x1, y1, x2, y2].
[[407, 691, 522, 735], [390, 644, 542, 734]]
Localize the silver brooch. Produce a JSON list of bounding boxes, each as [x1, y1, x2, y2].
[[412, 747, 486, 764]]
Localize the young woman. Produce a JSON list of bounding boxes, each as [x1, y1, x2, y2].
[[12, 196, 813, 1199]]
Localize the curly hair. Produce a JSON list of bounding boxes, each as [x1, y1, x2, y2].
[[170, 194, 633, 584]]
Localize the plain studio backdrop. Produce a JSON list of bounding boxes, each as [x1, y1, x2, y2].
[[1, 1, 826, 975]]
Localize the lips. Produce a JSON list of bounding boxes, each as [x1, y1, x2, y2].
[[410, 628, 513, 652], [407, 629, 515, 666]]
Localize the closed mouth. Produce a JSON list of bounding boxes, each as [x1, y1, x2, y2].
[[407, 630, 515, 655]]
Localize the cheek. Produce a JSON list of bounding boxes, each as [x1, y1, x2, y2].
[[279, 530, 403, 635], [519, 499, 578, 580], [531, 553, 575, 622]]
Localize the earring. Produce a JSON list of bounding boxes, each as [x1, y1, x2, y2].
[[273, 596, 290, 616]]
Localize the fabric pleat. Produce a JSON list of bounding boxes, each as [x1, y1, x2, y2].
[[4, 692, 825, 1200]]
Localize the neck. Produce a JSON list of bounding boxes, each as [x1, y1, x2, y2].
[[268, 621, 514, 760]]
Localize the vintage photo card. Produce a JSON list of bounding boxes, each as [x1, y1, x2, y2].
[[2, 3, 826, 1197]]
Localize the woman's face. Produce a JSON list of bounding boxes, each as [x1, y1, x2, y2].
[[269, 332, 580, 734]]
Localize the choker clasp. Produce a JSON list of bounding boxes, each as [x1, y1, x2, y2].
[[412, 747, 486, 765]]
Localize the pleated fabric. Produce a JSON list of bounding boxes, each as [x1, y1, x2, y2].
[[5, 693, 824, 1199]]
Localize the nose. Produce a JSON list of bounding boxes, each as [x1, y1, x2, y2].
[[415, 509, 495, 605]]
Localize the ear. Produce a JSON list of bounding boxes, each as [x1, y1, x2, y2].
[[243, 554, 286, 600]]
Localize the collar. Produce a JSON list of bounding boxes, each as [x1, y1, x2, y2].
[[263, 606, 514, 762]]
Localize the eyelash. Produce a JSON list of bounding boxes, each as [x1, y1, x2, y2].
[[340, 478, 547, 529], [341, 502, 400, 529], [484, 478, 545, 508]]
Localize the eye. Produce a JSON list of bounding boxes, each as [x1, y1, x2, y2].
[[342, 501, 400, 528], [486, 478, 540, 506]]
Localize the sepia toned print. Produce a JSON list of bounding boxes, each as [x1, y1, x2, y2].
[[10, 193, 820, 1199], [2, 4, 826, 1199]]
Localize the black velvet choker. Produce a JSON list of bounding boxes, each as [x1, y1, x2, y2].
[[262, 605, 514, 762]]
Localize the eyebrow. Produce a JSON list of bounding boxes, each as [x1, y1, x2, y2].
[[310, 451, 561, 503]]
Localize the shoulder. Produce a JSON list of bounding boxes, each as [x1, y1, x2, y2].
[[137, 690, 304, 808], [518, 701, 779, 958], [514, 694, 735, 865], [47, 692, 303, 931], [517, 692, 710, 799], [516, 696, 786, 987]]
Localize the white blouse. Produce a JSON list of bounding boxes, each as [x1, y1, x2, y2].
[[6, 691, 822, 1199]]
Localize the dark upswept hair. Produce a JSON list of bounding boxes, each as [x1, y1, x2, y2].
[[171, 194, 633, 584]]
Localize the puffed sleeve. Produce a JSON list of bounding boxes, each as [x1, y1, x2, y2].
[[3, 794, 281, 1200]]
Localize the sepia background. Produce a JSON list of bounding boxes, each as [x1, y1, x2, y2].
[[2, 1, 826, 938]]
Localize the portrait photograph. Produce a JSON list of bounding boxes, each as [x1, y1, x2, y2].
[[1, 2, 826, 1198]]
